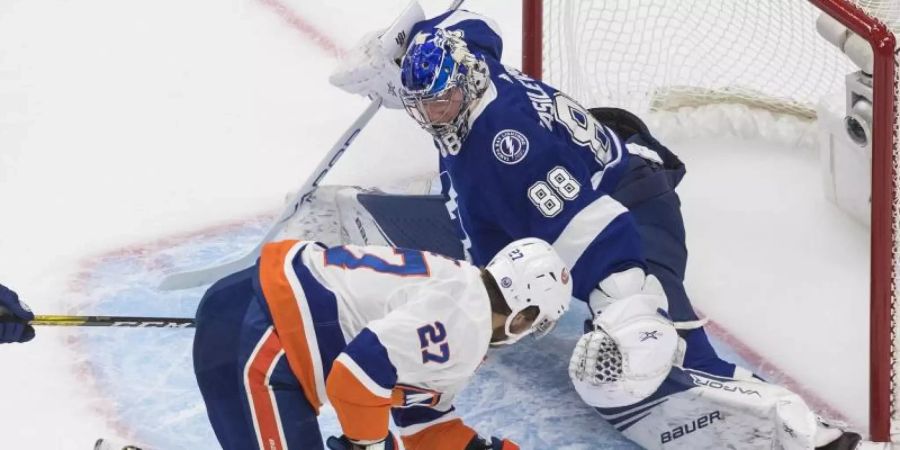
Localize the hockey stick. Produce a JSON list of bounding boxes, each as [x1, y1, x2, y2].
[[157, 98, 382, 290], [0, 305, 195, 328], [25, 315, 195, 328]]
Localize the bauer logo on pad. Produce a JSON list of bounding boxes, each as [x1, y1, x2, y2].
[[492, 129, 529, 164]]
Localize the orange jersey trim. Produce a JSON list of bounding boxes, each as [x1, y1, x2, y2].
[[400, 418, 477, 450], [326, 358, 393, 442], [258, 240, 322, 412]]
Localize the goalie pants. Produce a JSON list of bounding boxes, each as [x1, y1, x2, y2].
[[611, 134, 737, 379], [193, 267, 325, 450]]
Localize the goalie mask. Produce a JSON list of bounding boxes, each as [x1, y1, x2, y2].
[[486, 238, 572, 345], [399, 29, 488, 151]]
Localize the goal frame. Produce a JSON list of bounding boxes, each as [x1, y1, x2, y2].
[[521, 0, 897, 442]]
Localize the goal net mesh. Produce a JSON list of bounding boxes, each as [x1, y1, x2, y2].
[[542, 0, 861, 116]]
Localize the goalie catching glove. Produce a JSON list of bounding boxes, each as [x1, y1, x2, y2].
[[330, 29, 405, 109], [568, 273, 679, 408], [328, 2, 425, 109]]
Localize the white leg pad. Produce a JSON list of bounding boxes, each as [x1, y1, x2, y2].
[[593, 370, 848, 450]]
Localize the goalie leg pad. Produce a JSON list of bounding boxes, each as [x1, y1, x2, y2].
[[590, 368, 832, 450], [335, 187, 394, 248], [335, 187, 465, 259]]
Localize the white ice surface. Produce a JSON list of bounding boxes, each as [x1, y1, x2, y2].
[[0, 1, 871, 448]]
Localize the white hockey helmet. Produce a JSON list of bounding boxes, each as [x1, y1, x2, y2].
[[486, 237, 573, 345]]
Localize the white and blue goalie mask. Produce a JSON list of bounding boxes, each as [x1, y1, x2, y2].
[[399, 29, 486, 141]]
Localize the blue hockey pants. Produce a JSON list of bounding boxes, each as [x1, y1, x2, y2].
[[193, 268, 324, 450]]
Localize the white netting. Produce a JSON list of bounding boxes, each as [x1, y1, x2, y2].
[[541, 0, 900, 438], [542, 0, 857, 116], [855, 1, 900, 30]]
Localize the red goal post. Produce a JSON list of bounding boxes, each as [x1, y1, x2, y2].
[[522, 0, 898, 442]]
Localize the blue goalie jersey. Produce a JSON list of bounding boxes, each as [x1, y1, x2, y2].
[[408, 11, 647, 301]]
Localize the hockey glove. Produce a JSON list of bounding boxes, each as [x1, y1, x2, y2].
[[466, 435, 520, 450], [329, 30, 405, 109], [0, 283, 35, 343], [325, 433, 398, 450], [569, 274, 678, 408], [329, 3, 425, 109]]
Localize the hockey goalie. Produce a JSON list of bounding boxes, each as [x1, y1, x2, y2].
[[321, 2, 888, 449]]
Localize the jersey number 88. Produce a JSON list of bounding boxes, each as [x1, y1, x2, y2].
[[528, 166, 581, 217]]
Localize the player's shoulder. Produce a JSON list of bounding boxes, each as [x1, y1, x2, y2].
[[409, 10, 504, 61], [467, 68, 564, 157], [392, 255, 488, 313], [408, 279, 493, 365], [371, 266, 493, 359]]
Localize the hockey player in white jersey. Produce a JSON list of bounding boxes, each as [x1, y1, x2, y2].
[[192, 237, 571, 450], [330, 4, 885, 449]]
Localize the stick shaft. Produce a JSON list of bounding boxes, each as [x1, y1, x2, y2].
[[29, 315, 195, 328], [157, 99, 382, 290]]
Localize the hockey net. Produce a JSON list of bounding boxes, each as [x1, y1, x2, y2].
[[523, 0, 900, 442]]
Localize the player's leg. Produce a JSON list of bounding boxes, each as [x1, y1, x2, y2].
[[575, 109, 870, 448], [613, 151, 755, 378], [237, 296, 324, 450], [193, 267, 261, 449], [595, 108, 756, 380], [572, 314, 871, 449], [258, 355, 323, 448], [594, 107, 696, 323], [613, 164, 695, 322]]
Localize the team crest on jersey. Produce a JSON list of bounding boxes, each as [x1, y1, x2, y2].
[[492, 129, 529, 164]]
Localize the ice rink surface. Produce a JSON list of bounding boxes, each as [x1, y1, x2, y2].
[[0, 0, 871, 448]]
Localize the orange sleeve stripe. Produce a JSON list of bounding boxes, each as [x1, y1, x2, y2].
[[400, 418, 478, 450], [326, 359, 392, 442], [258, 240, 322, 411]]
